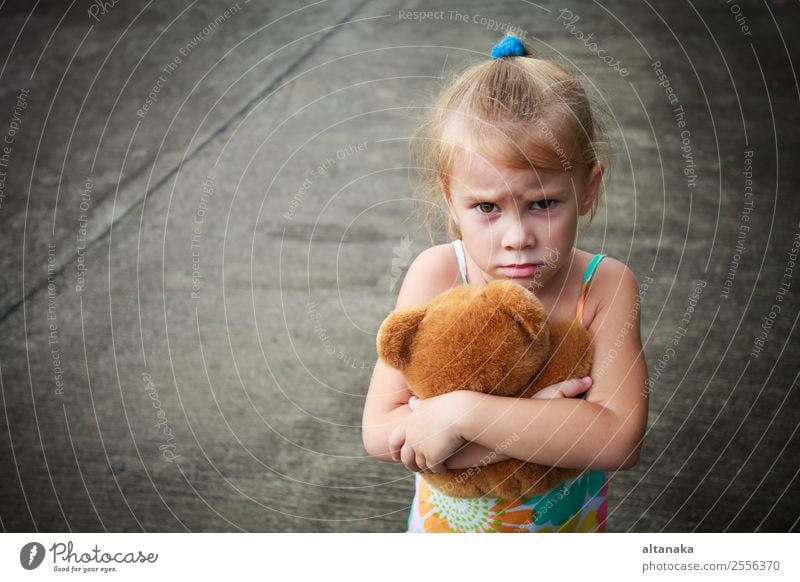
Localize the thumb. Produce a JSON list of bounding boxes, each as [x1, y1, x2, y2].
[[533, 376, 592, 399], [560, 376, 592, 398]]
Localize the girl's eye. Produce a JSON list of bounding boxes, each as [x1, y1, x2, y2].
[[474, 200, 556, 214], [532, 199, 556, 211], [475, 202, 497, 214]]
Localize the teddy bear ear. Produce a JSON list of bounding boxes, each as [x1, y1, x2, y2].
[[483, 281, 549, 343], [376, 305, 428, 370]]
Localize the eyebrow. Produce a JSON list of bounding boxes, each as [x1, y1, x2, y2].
[[462, 188, 567, 201]]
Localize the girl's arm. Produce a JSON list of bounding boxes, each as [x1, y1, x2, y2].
[[362, 245, 511, 465], [439, 377, 593, 470], [391, 261, 648, 473]]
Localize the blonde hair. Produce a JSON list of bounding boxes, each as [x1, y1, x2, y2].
[[411, 40, 613, 241]]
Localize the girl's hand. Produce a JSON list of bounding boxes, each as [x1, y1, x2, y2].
[[532, 376, 592, 399], [388, 391, 471, 474]]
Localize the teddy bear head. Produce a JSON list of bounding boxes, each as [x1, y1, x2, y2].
[[377, 280, 551, 399]]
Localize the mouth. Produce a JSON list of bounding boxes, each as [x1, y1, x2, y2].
[[498, 264, 541, 278]]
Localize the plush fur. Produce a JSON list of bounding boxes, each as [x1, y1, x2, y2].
[[377, 280, 593, 499]]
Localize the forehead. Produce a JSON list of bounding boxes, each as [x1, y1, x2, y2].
[[449, 148, 573, 195]]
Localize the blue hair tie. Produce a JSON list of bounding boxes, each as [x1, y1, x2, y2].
[[491, 35, 526, 59]]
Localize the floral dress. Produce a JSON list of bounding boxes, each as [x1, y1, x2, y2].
[[407, 470, 609, 532]]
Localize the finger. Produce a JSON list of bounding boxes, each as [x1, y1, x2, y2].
[[530, 384, 560, 399], [429, 458, 448, 474], [574, 376, 593, 395], [401, 445, 420, 472], [387, 427, 398, 461], [555, 377, 593, 398], [387, 426, 404, 461], [408, 396, 420, 411]]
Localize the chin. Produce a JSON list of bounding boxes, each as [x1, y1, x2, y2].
[[526, 275, 549, 290]]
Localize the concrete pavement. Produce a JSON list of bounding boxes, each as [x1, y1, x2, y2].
[[0, 0, 798, 532]]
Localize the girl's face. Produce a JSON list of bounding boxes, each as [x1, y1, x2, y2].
[[445, 149, 601, 294]]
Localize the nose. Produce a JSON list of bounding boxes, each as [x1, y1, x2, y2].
[[500, 213, 536, 251]]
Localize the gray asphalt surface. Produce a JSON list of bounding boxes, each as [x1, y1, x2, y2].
[[0, 0, 798, 532]]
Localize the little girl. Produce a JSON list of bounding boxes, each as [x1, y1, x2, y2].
[[362, 35, 648, 533]]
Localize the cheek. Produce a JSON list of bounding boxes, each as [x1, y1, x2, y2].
[[540, 216, 576, 251], [549, 210, 577, 233], [463, 214, 496, 236]]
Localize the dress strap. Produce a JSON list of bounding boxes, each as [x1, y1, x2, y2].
[[576, 254, 606, 324], [452, 240, 468, 285]]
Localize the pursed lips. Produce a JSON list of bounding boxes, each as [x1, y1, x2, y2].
[[498, 264, 541, 278]]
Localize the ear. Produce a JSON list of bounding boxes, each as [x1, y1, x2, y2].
[[578, 161, 603, 216], [482, 281, 549, 348], [376, 305, 427, 370]]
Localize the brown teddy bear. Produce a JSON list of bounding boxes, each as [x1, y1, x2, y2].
[[377, 280, 593, 499]]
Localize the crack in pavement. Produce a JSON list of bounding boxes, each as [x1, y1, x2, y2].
[[0, 0, 371, 324]]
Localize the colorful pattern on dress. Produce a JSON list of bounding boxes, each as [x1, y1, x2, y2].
[[407, 470, 609, 533]]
